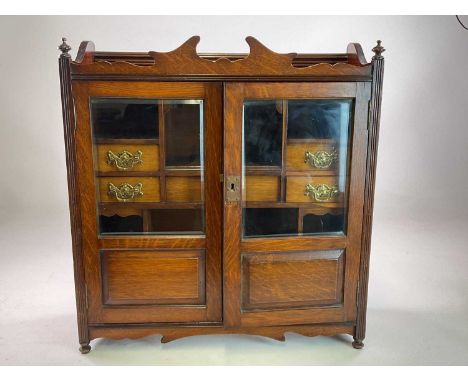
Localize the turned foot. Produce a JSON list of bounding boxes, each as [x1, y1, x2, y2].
[[352, 337, 364, 349], [79, 343, 91, 354]]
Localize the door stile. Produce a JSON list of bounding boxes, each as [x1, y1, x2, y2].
[[341, 82, 371, 319], [223, 83, 244, 328], [204, 83, 223, 321]]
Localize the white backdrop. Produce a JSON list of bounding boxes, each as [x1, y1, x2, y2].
[[0, 16, 467, 365]]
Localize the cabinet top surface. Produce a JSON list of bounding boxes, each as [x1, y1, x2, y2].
[[59, 36, 384, 81]]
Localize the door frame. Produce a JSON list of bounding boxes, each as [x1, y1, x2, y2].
[[223, 82, 371, 328], [73, 81, 223, 324]]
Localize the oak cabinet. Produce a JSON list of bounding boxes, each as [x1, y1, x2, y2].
[[58, 36, 385, 353]]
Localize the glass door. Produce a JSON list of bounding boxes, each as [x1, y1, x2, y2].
[[223, 82, 370, 327], [74, 82, 222, 324], [92, 98, 205, 235]]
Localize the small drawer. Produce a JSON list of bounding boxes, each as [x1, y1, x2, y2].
[[166, 177, 202, 202], [99, 177, 160, 203], [286, 140, 338, 172], [96, 144, 159, 172], [245, 176, 279, 202], [286, 176, 342, 203]]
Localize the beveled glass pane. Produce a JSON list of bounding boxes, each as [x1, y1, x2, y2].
[[91, 99, 159, 139], [243, 100, 282, 167], [287, 100, 348, 139], [244, 208, 298, 237], [242, 99, 352, 238], [165, 101, 202, 166], [91, 98, 204, 236]]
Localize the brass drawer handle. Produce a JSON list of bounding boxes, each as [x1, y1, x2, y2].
[[304, 149, 338, 169], [108, 182, 143, 202], [107, 150, 143, 170], [304, 183, 339, 202]]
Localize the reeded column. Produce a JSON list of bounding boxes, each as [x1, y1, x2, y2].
[[58, 38, 90, 354], [353, 40, 385, 350]]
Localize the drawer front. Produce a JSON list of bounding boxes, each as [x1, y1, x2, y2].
[[287, 140, 338, 172], [101, 250, 205, 305], [97, 144, 160, 172], [286, 175, 342, 203], [166, 177, 202, 202], [99, 176, 160, 203], [245, 176, 280, 202]]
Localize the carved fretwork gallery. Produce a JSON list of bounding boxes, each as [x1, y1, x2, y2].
[[58, 36, 385, 353]]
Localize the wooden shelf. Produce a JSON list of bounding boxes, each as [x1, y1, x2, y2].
[[95, 138, 159, 145], [165, 167, 201, 176], [244, 201, 343, 209], [287, 138, 337, 144], [99, 201, 203, 210], [245, 166, 282, 176], [97, 171, 160, 177]]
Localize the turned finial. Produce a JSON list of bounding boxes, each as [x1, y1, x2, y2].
[[59, 37, 72, 57], [372, 40, 385, 59]]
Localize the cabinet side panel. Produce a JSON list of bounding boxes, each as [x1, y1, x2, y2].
[[355, 52, 385, 342], [59, 53, 88, 345]]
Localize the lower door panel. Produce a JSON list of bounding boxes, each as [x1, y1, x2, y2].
[[241, 250, 344, 311], [101, 250, 205, 306]]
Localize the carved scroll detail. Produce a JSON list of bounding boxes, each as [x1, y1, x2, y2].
[[149, 36, 298, 75], [71, 36, 372, 77]]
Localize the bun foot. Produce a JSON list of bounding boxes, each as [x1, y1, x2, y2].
[[352, 338, 364, 349], [79, 343, 91, 354]]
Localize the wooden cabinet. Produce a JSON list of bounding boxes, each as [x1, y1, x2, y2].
[[58, 36, 385, 353]]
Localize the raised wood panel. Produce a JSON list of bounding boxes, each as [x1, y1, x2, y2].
[[97, 144, 159, 172], [101, 250, 205, 305], [242, 250, 344, 310], [98, 176, 160, 203], [245, 176, 280, 202], [166, 176, 202, 202], [286, 175, 343, 204], [286, 140, 338, 173]]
